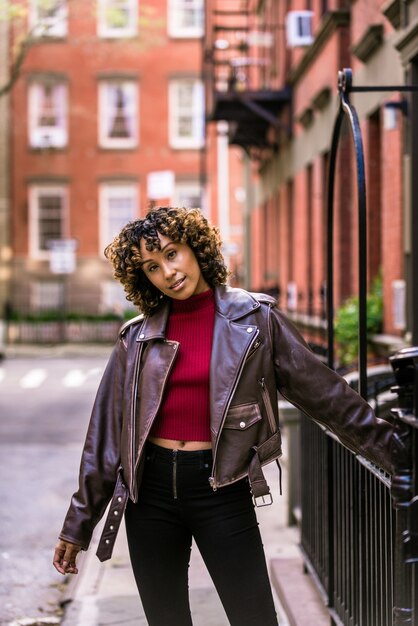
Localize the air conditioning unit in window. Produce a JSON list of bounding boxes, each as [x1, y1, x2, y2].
[[286, 11, 314, 47]]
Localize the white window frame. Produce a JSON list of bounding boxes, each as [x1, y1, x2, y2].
[[98, 81, 139, 149], [31, 281, 65, 310], [29, 185, 69, 259], [97, 0, 138, 39], [99, 182, 139, 252], [169, 79, 204, 149], [29, 0, 68, 38], [28, 82, 68, 149], [168, 0, 203, 38]]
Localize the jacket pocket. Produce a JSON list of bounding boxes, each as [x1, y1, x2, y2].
[[223, 402, 262, 430]]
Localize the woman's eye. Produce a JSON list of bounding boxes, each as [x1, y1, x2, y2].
[[147, 265, 158, 273], [167, 250, 176, 260]]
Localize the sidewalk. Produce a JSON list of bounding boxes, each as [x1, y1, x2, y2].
[[60, 458, 329, 626]]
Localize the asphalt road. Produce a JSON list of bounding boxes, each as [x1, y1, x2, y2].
[[0, 351, 109, 626]]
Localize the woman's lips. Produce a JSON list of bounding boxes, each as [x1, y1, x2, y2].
[[170, 277, 185, 290]]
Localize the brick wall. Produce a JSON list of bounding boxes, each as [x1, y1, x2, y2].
[[250, 0, 406, 348]]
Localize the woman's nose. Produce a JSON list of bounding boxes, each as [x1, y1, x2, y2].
[[162, 263, 175, 280]]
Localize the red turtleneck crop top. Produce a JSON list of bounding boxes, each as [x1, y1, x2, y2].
[[150, 288, 215, 442]]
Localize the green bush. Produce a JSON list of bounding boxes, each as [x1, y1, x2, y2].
[[123, 308, 141, 320], [334, 274, 383, 366], [8, 310, 126, 322]]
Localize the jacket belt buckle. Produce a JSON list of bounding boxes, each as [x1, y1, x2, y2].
[[252, 491, 273, 507]]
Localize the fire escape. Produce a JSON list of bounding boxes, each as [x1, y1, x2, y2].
[[203, 0, 291, 161]]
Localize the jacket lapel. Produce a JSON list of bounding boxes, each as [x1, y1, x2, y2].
[[210, 286, 259, 440], [136, 300, 170, 341], [137, 339, 179, 443]]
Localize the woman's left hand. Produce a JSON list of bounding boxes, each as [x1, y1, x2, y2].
[[53, 539, 82, 575]]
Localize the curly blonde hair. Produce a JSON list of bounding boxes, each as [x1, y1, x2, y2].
[[104, 207, 228, 315]]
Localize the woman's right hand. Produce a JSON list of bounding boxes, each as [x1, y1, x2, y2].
[[53, 539, 82, 575]]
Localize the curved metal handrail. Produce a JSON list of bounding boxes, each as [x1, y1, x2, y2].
[[327, 68, 368, 399]]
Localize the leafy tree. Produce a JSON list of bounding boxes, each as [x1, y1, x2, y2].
[[0, 0, 165, 97]]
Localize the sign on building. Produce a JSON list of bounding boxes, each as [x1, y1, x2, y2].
[[147, 170, 175, 200]]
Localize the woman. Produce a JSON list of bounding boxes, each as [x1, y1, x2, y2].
[[53, 206, 407, 626]]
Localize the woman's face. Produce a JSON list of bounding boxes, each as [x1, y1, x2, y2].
[[139, 233, 210, 300]]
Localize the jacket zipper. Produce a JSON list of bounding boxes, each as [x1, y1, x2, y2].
[[261, 377, 283, 495], [173, 449, 178, 499], [246, 339, 261, 362], [131, 340, 179, 499], [259, 377, 277, 435], [209, 329, 259, 491]]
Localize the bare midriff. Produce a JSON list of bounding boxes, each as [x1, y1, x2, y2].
[[148, 435, 212, 451]]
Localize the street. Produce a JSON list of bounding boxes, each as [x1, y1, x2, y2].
[[0, 351, 109, 625]]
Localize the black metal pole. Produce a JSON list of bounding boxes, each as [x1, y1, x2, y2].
[[389, 347, 418, 624], [326, 105, 343, 371], [339, 77, 368, 400], [411, 62, 418, 345]]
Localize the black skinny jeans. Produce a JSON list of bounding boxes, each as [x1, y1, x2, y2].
[[124, 442, 278, 626]]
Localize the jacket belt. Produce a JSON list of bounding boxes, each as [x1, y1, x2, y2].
[[248, 446, 272, 505], [96, 469, 129, 562]]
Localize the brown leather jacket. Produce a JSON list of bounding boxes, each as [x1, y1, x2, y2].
[[59, 285, 407, 561]]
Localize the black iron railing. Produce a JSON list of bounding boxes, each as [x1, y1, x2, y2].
[[301, 421, 395, 625], [300, 416, 330, 603], [299, 69, 418, 626]]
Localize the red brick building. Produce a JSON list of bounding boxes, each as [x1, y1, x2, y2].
[[7, 0, 244, 316], [204, 0, 418, 359], [6, 0, 418, 357]]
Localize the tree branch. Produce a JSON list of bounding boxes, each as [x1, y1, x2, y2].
[[0, 34, 33, 98]]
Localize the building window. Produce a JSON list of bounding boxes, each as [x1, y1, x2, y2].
[[97, 0, 138, 38], [169, 79, 204, 149], [99, 183, 138, 251], [29, 0, 68, 38], [28, 82, 68, 149], [99, 81, 138, 149], [168, 0, 203, 38], [29, 185, 68, 258], [31, 281, 64, 310], [173, 180, 202, 209]]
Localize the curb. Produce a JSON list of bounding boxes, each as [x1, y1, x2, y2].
[[270, 557, 329, 626]]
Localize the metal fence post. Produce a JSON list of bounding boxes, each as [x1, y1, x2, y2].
[[389, 347, 418, 625]]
